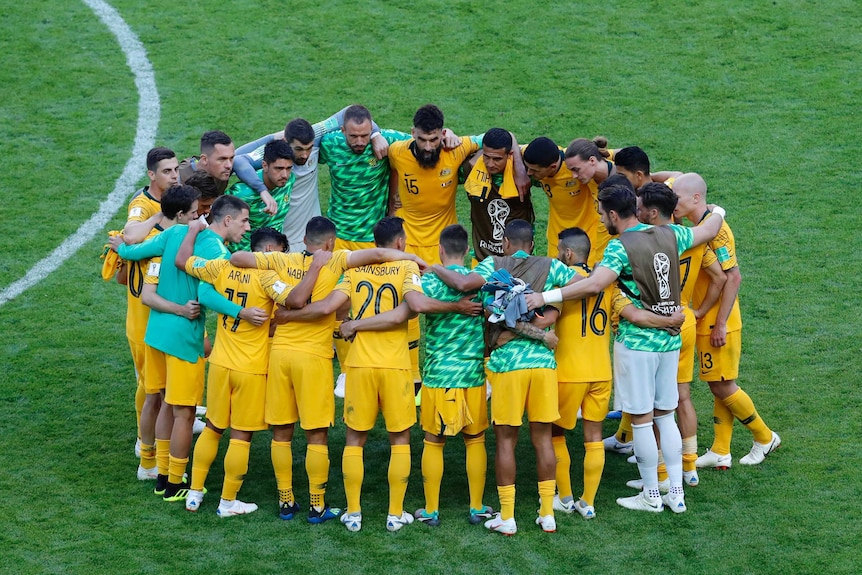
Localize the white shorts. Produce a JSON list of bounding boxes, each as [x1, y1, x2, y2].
[[613, 340, 679, 415]]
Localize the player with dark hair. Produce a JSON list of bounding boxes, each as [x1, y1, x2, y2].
[[179, 130, 235, 195], [226, 140, 295, 252], [525, 185, 726, 514], [461, 128, 532, 263], [523, 137, 603, 260], [183, 170, 221, 221]]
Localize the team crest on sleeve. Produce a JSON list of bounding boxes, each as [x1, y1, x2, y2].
[[147, 262, 161, 276], [412, 273, 422, 286], [129, 207, 143, 218], [272, 280, 287, 294]]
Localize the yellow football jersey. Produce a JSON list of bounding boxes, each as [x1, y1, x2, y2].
[[185, 257, 292, 374], [125, 226, 161, 343], [678, 242, 709, 329], [253, 250, 350, 357], [126, 188, 161, 225], [525, 146, 601, 258], [694, 218, 742, 335], [555, 265, 612, 382], [586, 179, 613, 267], [389, 138, 479, 247], [336, 260, 423, 369]]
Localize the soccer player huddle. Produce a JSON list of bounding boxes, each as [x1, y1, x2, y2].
[[107, 103, 780, 534]]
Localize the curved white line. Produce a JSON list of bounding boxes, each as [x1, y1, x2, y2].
[[0, 0, 159, 306]]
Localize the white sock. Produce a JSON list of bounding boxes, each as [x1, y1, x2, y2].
[[655, 412, 684, 493], [632, 421, 659, 498]]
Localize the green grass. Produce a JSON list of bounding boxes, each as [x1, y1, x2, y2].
[[2, 0, 862, 573]]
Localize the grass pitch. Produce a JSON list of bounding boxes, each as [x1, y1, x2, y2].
[[1, 1, 861, 574]]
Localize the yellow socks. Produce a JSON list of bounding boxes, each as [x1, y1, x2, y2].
[[725, 388, 773, 444], [168, 455, 188, 485], [711, 396, 734, 455], [657, 450, 668, 482], [271, 440, 294, 503], [464, 435, 487, 511], [552, 436, 573, 500], [139, 443, 156, 470], [222, 439, 250, 501], [682, 435, 698, 472], [388, 444, 411, 516], [616, 412, 633, 442], [190, 426, 221, 491], [581, 441, 605, 506], [498, 484, 516, 521], [538, 479, 555, 517], [342, 445, 364, 514], [155, 438, 170, 476], [306, 444, 330, 510], [421, 440, 444, 513]]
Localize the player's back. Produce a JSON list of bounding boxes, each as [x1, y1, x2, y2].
[[186, 257, 284, 374], [125, 226, 163, 342], [255, 250, 350, 357], [338, 259, 423, 369], [556, 265, 612, 383]]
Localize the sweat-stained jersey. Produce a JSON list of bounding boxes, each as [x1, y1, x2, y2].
[[335, 260, 423, 369], [252, 249, 350, 358], [421, 265, 485, 389], [555, 264, 612, 383], [389, 136, 481, 248], [319, 129, 411, 243], [184, 257, 292, 374]]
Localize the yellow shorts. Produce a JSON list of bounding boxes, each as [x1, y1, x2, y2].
[[343, 367, 416, 433], [697, 330, 741, 382], [207, 364, 267, 432], [127, 339, 147, 385], [556, 380, 611, 429], [143, 344, 167, 394], [677, 315, 696, 384], [488, 368, 559, 426], [266, 349, 335, 430], [406, 243, 441, 267], [334, 238, 375, 252], [163, 353, 205, 407], [420, 385, 489, 437]]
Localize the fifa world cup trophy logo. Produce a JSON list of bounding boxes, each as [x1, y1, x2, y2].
[[487, 199, 510, 241], [654, 252, 671, 300]]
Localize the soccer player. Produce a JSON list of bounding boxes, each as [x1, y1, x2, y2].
[[431, 219, 575, 535], [183, 170, 221, 222], [525, 184, 725, 514], [117, 195, 268, 501], [564, 137, 616, 265], [285, 217, 476, 532], [230, 215, 429, 523], [226, 140, 294, 252], [233, 108, 386, 252], [177, 225, 316, 516], [523, 137, 602, 259], [387, 104, 481, 392], [344, 224, 491, 527], [612, 156, 727, 488], [129, 184, 203, 481], [318, 105, 410, 251], [462, 129, 533, 263], [550, 227, 612, 519], [673, 173, 781, 468], [178, 131, 236, 195], [119, 147, 179, 455]]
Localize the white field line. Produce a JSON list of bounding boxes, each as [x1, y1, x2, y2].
[[0, 0, 159, 307]]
